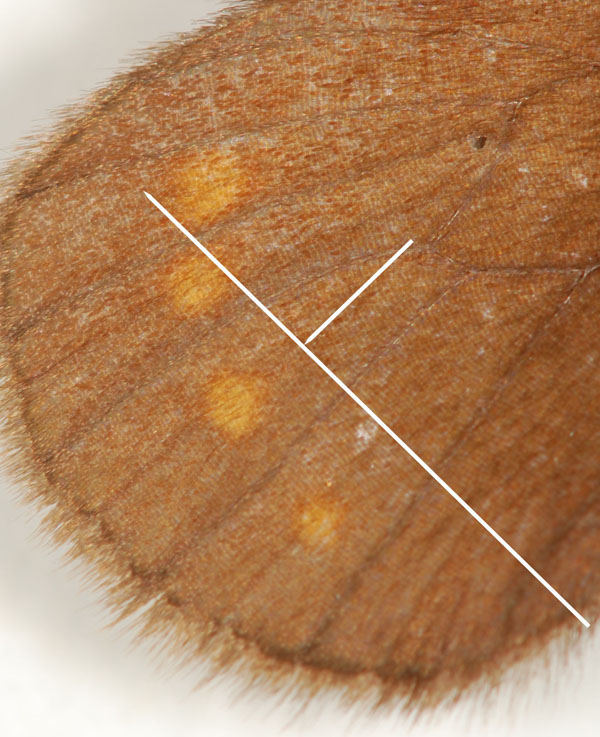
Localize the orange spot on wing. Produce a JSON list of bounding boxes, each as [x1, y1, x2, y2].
[[168, 253, 228, 315], [163, 146, 245, 228], [206, 373, 266, 439], [296, 493, 345, 550]]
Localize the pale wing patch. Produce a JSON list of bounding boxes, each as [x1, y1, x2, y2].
[[355, 419, 378, 452]]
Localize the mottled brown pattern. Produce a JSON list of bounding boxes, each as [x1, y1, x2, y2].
[[0, 0, 599, 712]]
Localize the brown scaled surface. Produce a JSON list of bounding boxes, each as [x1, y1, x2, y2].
[[0, 0, 599, 710]]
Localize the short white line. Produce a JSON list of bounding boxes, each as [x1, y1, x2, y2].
[[305, 238, 413, 344], [144, 191, 591, 629]]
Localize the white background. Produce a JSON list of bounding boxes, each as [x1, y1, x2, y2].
[[0, 2, 598, 735]]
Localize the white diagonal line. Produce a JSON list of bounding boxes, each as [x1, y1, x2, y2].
[[305, 238, 413, 344], [144, 190, 590, 628]]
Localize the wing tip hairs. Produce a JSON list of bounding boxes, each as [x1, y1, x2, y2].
[[0, 302, 585, 719]]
